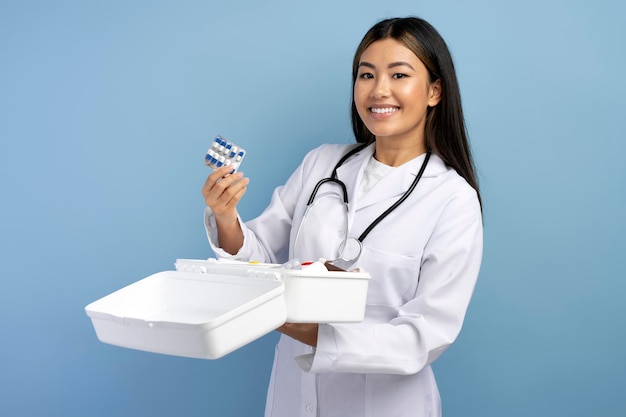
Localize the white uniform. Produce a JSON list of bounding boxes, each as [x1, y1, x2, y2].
[[204, 143, 483, 417]]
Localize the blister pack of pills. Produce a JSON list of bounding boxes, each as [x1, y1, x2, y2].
[[204, 135, 246, 172]]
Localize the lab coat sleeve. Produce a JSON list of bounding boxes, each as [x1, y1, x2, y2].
[[306, 187, 483, 375], [204, 185, 297, 264]]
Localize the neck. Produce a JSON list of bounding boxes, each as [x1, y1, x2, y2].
[[373, 139, 427, 167]]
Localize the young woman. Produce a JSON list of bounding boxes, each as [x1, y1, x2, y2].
[[202, 16, 483, 417]]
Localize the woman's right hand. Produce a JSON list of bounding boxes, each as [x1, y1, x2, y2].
[[202, 166, 249, 254]]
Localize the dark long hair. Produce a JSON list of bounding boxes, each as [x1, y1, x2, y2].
[[351, 17, 481, 208]]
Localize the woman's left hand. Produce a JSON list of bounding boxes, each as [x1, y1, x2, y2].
[[277, 323, 319, 347]]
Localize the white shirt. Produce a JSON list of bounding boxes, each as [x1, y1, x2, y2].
[[357, 155, 395, 199], [204, 143, 483, 417]]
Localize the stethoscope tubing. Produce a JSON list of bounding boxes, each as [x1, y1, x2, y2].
[[306, 178, 348, 205], [296, 143, 430, 263], [357, 151, 431, 242]]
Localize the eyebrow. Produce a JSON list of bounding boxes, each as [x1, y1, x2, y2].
[[358, 61, 415, 70]]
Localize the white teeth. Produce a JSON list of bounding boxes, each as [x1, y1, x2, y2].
[[371, 107, 398, 114]]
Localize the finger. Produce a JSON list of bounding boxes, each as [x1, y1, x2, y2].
[[204, 175, 248, 216], [203, 166, 236, 193], [214, 173, 246, 203], [203, 171, 244, 204], [211, 181, 248, 226], [220, 177, 249, 208]]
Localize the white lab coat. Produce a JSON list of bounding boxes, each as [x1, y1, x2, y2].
[[204, 143, 483, 417]]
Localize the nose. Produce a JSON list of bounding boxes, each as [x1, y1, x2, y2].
[[370, 76, 390, 99]]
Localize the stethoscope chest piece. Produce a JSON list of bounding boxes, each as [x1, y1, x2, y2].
[[338, 237, 362, 263]]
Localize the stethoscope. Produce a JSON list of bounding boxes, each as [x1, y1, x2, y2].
[[293, 143, 431, 263]]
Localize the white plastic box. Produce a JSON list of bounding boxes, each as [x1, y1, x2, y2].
[[85, 259, 370, 359]]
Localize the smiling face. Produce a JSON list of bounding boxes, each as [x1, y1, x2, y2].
[[354, 38, 441, 152]]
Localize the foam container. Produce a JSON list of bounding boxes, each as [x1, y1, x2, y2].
[[85, 259, 370, 359]]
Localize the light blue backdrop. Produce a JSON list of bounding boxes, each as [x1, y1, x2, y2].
[[1, 1, 624, 416]]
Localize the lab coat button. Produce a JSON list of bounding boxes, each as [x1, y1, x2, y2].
[[305, 403, 314, 413]]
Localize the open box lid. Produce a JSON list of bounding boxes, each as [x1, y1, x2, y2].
[[85, 270, 285, 330], [85, 269, 287, 359]]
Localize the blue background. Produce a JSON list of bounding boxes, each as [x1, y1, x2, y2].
[[1, 1, 625, 416]]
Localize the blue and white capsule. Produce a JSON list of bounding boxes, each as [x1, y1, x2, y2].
[[204, 135, 246, 172]]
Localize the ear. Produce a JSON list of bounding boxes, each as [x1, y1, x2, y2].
[[428, 79, 442, 107]]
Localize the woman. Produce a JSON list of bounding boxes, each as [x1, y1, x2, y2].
[[202, 16, 482, 417]]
